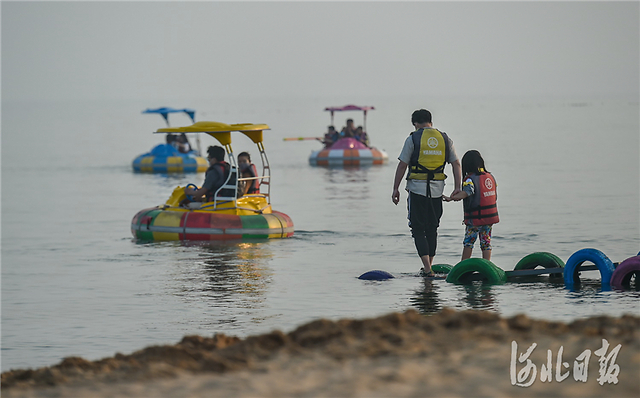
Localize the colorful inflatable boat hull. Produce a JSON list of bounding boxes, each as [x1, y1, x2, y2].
[[131, 207, 294, 241], [309, 137, 388, 166], [132, 144, 208, 173], [309, 147, 388, 166]]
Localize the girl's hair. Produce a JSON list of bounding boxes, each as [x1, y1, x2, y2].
[[237, 151, 251, 162], [461, 150, 487, 176]]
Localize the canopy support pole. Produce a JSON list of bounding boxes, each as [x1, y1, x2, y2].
[[363, 110, 367, 131]]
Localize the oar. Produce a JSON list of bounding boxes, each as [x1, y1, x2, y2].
[[283, 137, 322, 141]]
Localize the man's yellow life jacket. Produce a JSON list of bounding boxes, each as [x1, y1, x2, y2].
[[407, 128, 450, 181]]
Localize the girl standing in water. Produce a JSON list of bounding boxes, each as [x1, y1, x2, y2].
[[445, 150, 499, 261]]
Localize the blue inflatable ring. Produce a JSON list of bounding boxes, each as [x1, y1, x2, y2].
[[358, 270, 395, 280], [563, 248, 615, 286]]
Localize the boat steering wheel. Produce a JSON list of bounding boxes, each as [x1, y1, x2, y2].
[[185, 183, 198, 201]]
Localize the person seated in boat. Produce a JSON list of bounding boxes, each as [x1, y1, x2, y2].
[[354, 126, 370, 146], [237, 151, 260, 196], [176, 133, 192, 154], [184, 146, 236, 203], [340, 119, 356, 138], [322, 126, 340, 147], [166, 133, 179, 149]]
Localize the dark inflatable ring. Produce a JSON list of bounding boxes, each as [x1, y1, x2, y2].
[[185, 183, 198, 201], [563, 248, 615, 286], [445, 258, 507, 284], [432, 264, 453, 274], [358, 270, 395, 280], [515, 252, 565, 277], [611, 255, 640, 289]]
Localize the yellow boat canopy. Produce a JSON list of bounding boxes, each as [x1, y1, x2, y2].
[[156, 121, 270, 145]]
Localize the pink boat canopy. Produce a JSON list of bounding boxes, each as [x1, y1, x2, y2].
[[324, 104, 375, 130], [324, 105, 375, 113]]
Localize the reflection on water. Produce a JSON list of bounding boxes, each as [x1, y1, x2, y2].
[[321, 166, 371, 184], [171, 242, 274, 312], [410, 279, 441, 314], [411, 280, 498, 315], [321, 167, 372, 202], [460, 282, 497, 311]]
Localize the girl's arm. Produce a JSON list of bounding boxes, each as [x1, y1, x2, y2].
[[444, 190, 468, 202]]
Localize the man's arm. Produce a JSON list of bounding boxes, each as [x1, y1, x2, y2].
[[392, 161, 408, 205], [450, 159, 462, 196], [185, 167, 221, 201], [185, 185, 209, 201]]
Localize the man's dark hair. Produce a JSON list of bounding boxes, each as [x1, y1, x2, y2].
[[207, 146, 226, 162], [411, 109, 432, 125]]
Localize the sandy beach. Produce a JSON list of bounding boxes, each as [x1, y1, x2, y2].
[[2, 308, 638, 398]]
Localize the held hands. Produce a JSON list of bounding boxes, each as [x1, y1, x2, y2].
[[443, 195, 461, 202], [444, 188, 464, 202]]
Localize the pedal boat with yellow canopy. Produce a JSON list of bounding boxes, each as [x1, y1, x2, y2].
[[131, 122, 294, 241]]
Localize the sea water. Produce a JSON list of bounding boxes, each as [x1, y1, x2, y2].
[[2, 95, 638, 372]]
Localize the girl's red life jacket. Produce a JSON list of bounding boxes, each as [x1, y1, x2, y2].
[[247, 164, 260, 194], [463, 172, 499, 226]]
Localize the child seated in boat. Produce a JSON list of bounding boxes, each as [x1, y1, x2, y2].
[[176, 133, 192, 153], [322, 126, 340, 147], [166, 133, 179, 150], [354, 126, 369, 146], [341, 119, 356, 138], [237, 152, 260, 196]]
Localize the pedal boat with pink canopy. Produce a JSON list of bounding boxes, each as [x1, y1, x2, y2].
[[309, 105, 388, 167]]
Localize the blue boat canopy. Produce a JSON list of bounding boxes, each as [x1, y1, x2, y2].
[[142, 107, 196, 126]]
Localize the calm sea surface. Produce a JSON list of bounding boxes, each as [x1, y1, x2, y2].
[[2, 95, 639, 372]]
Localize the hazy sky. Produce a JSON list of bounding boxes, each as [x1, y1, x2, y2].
[[2, 1, 638, 102]]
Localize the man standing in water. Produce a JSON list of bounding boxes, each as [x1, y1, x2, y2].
[[392, 109, 462, 276]]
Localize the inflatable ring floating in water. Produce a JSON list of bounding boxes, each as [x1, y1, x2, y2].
[[563, 248, 615, 286], [445, 258, 507, 284], [432, 264, 453, 274], [610, 255, 640, 289], [358, 270, 395, 280], [514, 252, 565, 278]]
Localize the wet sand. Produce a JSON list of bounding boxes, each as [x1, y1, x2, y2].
[[2, 308, 639, 397]]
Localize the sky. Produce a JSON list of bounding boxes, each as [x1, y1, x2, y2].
[[2, 1, 639, 102]]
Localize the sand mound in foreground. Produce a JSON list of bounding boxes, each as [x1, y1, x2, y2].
[[2, 308, 639, 397]]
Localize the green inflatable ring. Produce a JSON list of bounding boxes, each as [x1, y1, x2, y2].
[[445, 258, 507, 284], [514, 252, 565, 278], [432, 264, 453, 274]]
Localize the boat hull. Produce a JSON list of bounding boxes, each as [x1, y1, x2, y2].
[[132, 154, 208, 173], [309, 148, 388, 166], [131, 207, 294, 241]]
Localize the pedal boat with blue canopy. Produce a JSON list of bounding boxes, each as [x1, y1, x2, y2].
[[132, 107, 208, 173], [309, 105, 388, 167], [131, 122, 294, 241]]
